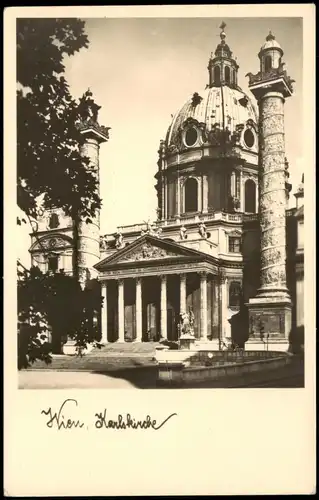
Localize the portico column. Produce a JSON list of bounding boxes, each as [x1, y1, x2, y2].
[[101, 282, 108, 344], [135, 277, 142, 342], [160, 275, 167, 340], [200, 272, 208, 340], [220, 275, 230, 342], [118, 279, 125, 342], [179, 273, 187, 315]]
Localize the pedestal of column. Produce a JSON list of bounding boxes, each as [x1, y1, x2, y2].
[[247, 89, 292, 350], [160, 275, 167, 340], [117, 279, 125, 342], [101, 282, 108, 344], [200, 272, 208, 341], [135, 277, 142, 342]]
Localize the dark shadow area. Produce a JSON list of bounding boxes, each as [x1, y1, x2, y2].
[[229, 296, 250, 348], [94, 363, 158, 389], [289, 325, 305, 354]]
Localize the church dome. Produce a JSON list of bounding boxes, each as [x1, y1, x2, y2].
[[163, 23, 259, 156], [165, 85, 258, 150]]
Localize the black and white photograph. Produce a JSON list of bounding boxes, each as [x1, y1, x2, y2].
[[4, 5, 316, 496], [14, 14, 308, 389]]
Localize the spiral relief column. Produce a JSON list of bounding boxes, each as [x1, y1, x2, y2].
[[258, 92, 290, 299], [77, 110, 110, 288], [246, 32, 294, 349]]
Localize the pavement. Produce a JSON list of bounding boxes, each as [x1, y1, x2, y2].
[[19, 370, 147, 389], [18, 344, 304, 389]]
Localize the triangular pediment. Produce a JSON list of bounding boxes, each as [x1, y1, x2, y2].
[[95, 234, 208, 270]]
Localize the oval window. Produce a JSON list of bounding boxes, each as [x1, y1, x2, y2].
[[244, 129, 255, 148], [185, 127, 198, 147]]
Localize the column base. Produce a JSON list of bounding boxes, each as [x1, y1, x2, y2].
[[247, 296, 292, 344]]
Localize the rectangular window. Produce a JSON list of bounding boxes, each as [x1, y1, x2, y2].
[[229, 236, 241, 253], [48, 255, 58, 273]]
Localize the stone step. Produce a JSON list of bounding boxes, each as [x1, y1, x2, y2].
[[90, 341, 160, 356]]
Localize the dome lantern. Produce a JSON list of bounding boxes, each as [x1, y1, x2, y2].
[[208, 22, 239, 89]]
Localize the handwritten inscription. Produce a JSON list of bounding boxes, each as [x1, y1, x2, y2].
[[41, 399, 85, 430], [41, 399, 177, 431]]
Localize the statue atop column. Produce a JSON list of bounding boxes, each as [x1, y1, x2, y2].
[[77, 89, 110, 139], [78, 89, 101, 124]]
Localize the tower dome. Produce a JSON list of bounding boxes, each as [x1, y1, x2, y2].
[[258, 31, 284, 73], [260, 31, 283, 53]]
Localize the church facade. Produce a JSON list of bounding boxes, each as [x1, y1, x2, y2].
[[30, 26, 304, 351]]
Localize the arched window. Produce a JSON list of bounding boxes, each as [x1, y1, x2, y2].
[[225, 66, 230, 84], [49, 213, 59, 229], [229, 281, 241, 308], [184, 178, 198, 213], [244, 179, 256, 213], [232, 68, 236, 85], [264, 55, 272, 72], [214, 66, 221, 85]]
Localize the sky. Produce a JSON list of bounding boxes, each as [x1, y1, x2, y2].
[[17, 16, 303, 265]]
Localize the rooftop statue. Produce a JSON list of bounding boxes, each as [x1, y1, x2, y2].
[[78, 89, 101, 124]]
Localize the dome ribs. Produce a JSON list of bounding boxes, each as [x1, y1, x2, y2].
[[165, 87, 258, 157]]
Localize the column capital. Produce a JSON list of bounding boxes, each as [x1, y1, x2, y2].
[[218, 269, 227, 284], [159, 274, 167, 281], [199, 271, 208, 279], [117, 278, 124, 286], [179, 273, 186, 280]]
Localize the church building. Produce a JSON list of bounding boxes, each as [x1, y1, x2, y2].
[[29, 25, 304, 351]]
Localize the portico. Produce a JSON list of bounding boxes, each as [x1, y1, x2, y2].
[[95, 234, 229, 344]]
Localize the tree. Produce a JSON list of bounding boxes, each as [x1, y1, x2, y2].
[[17, 19, 104, 366], [17, 18, 101, 222], [18, 266, 103, 368]]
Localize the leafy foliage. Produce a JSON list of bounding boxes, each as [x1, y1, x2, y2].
[[17, 18, 102, 221], [18, 266, 103, 369], [16, 19, 106, 367]]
